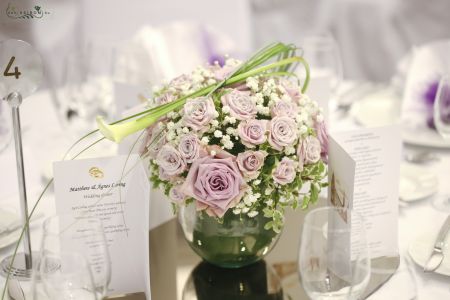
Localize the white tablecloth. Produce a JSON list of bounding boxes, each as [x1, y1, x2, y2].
[[0, 89, 449, 299]]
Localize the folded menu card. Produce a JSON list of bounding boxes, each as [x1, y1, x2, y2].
[[328, 125, 401, 258], [54, 155, 151, 299]]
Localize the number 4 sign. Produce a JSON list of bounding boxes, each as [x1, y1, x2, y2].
[[0, 39, 43, 99], [3, 56, 22, 79]]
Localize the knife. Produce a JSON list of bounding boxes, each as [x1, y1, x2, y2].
[[423, 215, 450, 272]]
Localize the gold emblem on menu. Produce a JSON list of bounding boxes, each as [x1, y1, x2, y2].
[[89, 167, 104, 179]]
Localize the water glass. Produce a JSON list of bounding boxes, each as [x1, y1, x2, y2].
[[40, 215, 111, 298], [298, 207, 370, 300], [40, 252, 98, 300]]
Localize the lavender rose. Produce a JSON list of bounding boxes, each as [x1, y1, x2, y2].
[[236, 150, 267, 180], [156, 144, 186, 177], [272, 157, 297, 185], [237, 119, 268, 148], [178, 134, 205, 163], [181, 154, 247, 218], [140, 125, 166, 158], [182, 97, 217, 131], [169, 185, 186, 203], [314, 120, 328, 160], [221, 90, 257, 120], [268, 116, 298, 150], [155, 92, 175, 105], [271, 100, 299, 118], [279, 79, 301, 102], [297, 135, 321, 165], [169, 74, 192, 91]]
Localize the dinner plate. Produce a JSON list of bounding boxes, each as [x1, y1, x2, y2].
[[402, 122, 450, 149], [0, 209, 22, 250], [399, 163, 438, 202], [408, 232, 450, 276], [350, 88, 401, 127]]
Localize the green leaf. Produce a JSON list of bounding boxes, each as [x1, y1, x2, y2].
[[264, 221, 274, 230]]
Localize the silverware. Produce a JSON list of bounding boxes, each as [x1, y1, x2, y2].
[[423, 215, 450, 272], [0, 212, 44, 236], [404, 151, 438, 164], [7, 279, 25, 300]]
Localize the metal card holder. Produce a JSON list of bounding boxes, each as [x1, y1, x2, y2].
[[0, 39, 44, 280]]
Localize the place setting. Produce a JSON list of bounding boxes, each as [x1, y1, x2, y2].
[[1, 4, 450, 299]]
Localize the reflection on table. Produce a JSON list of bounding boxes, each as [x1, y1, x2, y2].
[[182, 260, 283, 300]]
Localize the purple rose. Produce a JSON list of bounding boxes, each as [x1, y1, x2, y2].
[[272, 157, 297, 185], [297, 135, 321, 165], [169, 74, 192, 91], [182, 97, 217, 131], [271, 100, 299, 118], [236, 150, 267, 180], [221, 90, 257, 120], [268, 116, 298, 151], [279, 79, 301, 102], [178, 134, 206, 163], [156, 144, 186, 177], [140, 124, 166, 158], [155, 93, 175, 105], [169, 185, 186, 203], [314, 120, 328, 161], [237, 119, 268, 148], [181, 154, 247, 218]]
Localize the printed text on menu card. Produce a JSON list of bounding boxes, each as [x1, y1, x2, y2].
[[54, 155, 151, 298]]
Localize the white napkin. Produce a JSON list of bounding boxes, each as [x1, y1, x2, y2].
[[401, 40, 450, 129]]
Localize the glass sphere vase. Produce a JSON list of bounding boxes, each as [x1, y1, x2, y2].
[[178, 203, 282, 268]]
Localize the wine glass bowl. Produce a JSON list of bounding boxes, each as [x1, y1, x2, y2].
[[40, 215, 111, 298], [298, 207, 370, 300], [433, 74, 450, 139]]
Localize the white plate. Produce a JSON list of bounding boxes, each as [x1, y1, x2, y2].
[[350, 88, 401, 127], [399, 163, 438, 202], [0, 209, 22, 250], [402, 122, 450, 149], [409, 232, 450, 276]]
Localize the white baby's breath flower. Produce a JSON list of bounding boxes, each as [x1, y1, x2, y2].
[[201, 137, 209, 145], [167, 121, 175, 129], [182, 127, 190, 133], [270, 93, 281, 102], [247, 211, 259, 218], [212, 111, 220, 118], [299, 125, 308, 135], [266, 199, 274, 206], [207, 78, 216, 85], [253, 179, 261, 185], [242, 207, 250, 213], [284, 145, 296, 155], [210, 150, 217, 156], [211, 120, 219, 127], [233, 208, 241, 215], [265, 188, 273, 196], [222, 105, 231, 114], [316, 114, 324, 122], [226, 127, 236, 135], [214, 130, 223, 138]]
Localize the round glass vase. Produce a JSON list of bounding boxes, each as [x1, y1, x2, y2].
[[178, 203, 282, 268]]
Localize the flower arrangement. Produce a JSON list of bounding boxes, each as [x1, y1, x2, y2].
[[97, 43, 328, 233]]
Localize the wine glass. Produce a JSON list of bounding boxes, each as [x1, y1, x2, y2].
[[301, 34, 343, 94], [40, 215, 111, 298], [0, 100, 12, 153], [433, 74, 450, 139], [298, 207, 370, 300], [432, 74, 450, 211], [40, 252, 98, 300]]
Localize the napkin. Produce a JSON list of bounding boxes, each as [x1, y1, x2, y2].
[[401, 39, 450, 130]]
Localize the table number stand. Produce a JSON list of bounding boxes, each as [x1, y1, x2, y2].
[[0, 39, 44, 280]]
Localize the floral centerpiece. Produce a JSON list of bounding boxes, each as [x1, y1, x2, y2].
[[95, 43, 328, 267]]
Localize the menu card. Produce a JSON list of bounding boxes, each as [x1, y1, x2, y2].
[[328, 125, 401, 258], [54, 155, 151, 298]]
